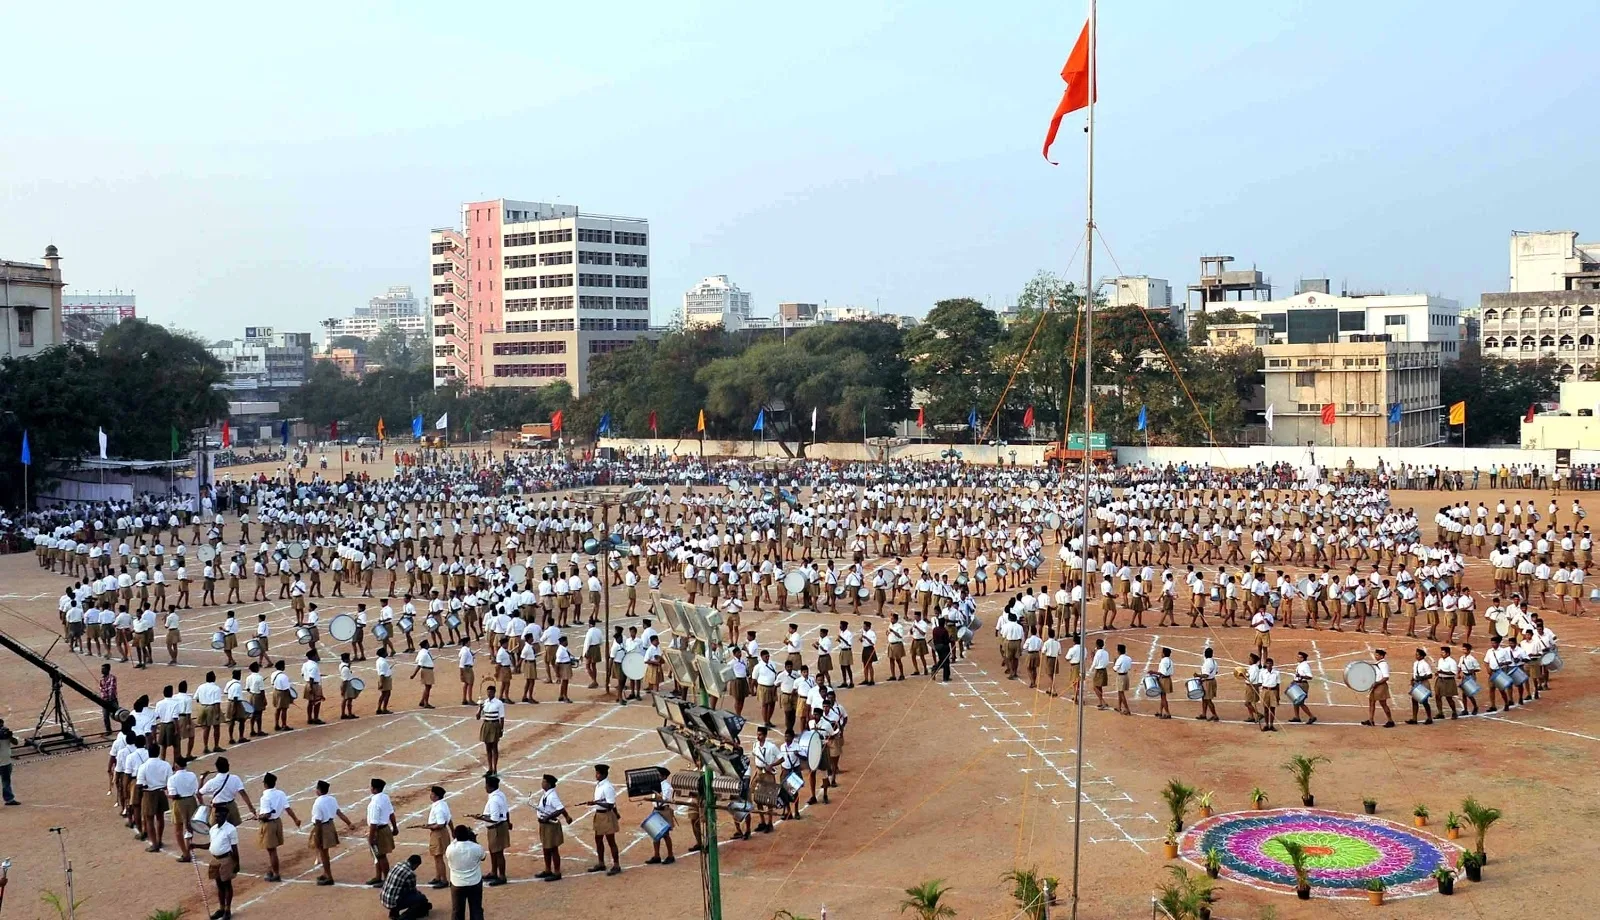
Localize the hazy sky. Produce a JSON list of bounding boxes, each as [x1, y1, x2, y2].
[[4, 1, 1597, 339]]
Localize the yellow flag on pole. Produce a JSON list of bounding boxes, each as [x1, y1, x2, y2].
[[697, 410, 706, 433], [1448, 402, 1466, 425], [377, 417, 386, 440]]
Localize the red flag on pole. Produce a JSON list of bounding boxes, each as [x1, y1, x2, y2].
[[917, 406, 925, 429], [330, 419, 339, 440], [221, 420, 231, 448], [1525, 404, 1536, 423], [1022, 405, 1036, 429], [1042, 21, 1096, 164], [648, 410, 658, 435], [1320, 403, 1336, 426], [551, 410, 564, 433]]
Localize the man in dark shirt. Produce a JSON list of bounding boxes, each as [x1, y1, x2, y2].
[[379, 854, 429, 919], [930, 622, 952, 682], [100, 663, 119, 733]]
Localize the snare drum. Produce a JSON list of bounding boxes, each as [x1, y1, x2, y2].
[[1509, 665, 1529, 686], [295, 626, 314, 646], [1185, 678, 1205, 700], [1285, 682, 1308, 706], [1460, 675, 1482, 698], [373, 623, 391, 640], [246, 638, 263, 658], [446, 614, 461, 630], [1343, 660, 1378, 693], [1141, 674, 1162, 698], [1410, 683, 1432, 704], [1490, 670, 1513, 691], [211, 631, 226, 650], [640, 810, 672, 841]]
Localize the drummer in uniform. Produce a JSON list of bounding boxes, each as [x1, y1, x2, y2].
[[1435, 646, 1462, 719], [1195, 647, 1220, 722], [1459, 643, 1482, 716], [748, 725, 782, 833], [1361, 649, 1395, 728], [533, 775, 572, 882], [647, 766, 680, 866], [271, 660, 294, 732], [338, 653, 360, 721], [257, 771, 303, 882], [1148, 647, 1174, 719], [244, 665, 268, 739], [1407, 648, 1436, 725], [1257, 658, 1281, 732], [1289, 651, 1318, 724]]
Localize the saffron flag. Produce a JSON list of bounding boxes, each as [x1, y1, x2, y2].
[[1135, 405, 1147, 432], [1042, 20, 1096, 164], [377, 418, 386, 440], [1525, 405, 1537, 423], [1023, 405, 1036, 429], [551, 410, 564, 433], [647, 410, 658, 435], [917, 406, 925, 429], [1320, 403, 1336, 426], [221, 420, 231, 448], [1264, 403, 1275, 431], [1388, 403, 1402, 425], [1448, 401, 1466, 426], [20, 430, 30, 467], [697, 410, 706, 433]]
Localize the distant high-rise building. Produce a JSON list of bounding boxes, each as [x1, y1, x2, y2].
[[682, 275, 753, 330], [431, 200, 652, 393], [1480, 230, 1600, 379], [323, 285, 427, 346], [0, 245, 65, 358], [62, 292, 137, 344]]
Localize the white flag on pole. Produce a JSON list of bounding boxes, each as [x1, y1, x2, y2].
[[811, 406, 817, 433], [98, 426, 108, 459], [435, 412, 448, 431], [1264, 403, 1275, 431]]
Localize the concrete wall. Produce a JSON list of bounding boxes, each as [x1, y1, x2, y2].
[[598, 438, 1048, 466]]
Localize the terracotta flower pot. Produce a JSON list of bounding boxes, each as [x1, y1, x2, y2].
[[1369, 891, 1384, 906], [1163, 842, 1179, 859], [1447, 827, 1460, 840], [1199, 806, 1213, 818], [1414, 817, 1427, 827]]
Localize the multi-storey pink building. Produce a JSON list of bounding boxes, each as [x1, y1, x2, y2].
[[430, 200, 651, 394]]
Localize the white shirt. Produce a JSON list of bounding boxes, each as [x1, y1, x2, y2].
[[208, 821, 240, 858], [445, 840, 485, 887], [367, 791, 395, 827], [311, 793, 340, 824], [259, 788, 290, 820], [201, 772, 245, 804]]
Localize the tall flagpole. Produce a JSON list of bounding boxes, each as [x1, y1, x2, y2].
[[1069, 1, 1096, 918]]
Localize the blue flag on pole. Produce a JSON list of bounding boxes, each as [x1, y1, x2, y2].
[[412, 415, 424, 438], [598, 413, 612, 436], [753, 409, 765, 433], [968, 407, 978, 429], [280, 420, 289, 446], [20, 431, 31, 467], [1136, 405, 1148, 431], [1388, 402, 1402, 425]]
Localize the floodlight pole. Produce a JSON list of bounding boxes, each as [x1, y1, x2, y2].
[[601, 500, 612, 642], [699, 681, 725, 920]]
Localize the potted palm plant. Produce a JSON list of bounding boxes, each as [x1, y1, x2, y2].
[[1283, 753, 1329, 807], [1445, 812, 1462, 840], [1433, 866, 1455, 895], [1003, 867, 1048, 920], [1155, 866, 1219, 920], [1461, 797, 1502, 864], [1460, 850, 1483, 882], [1162, 779, 1199, 835], [1366, 878, 1385, 906], [1251, 786, 1269, 809], [1362, 797, 1377, 815], [1163, 830, 1180, 860], [898, 879, 955, 920], [1204, 847, 1222, 880], [1276, 837, 1311, 900], [1198, 790, 1215, 819], [1412, 803, 1429, 827]]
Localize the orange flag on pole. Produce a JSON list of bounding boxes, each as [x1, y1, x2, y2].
[[1320, 403, 1337, 426], [697, 410, 706, 433], [1042, 20, 1095, 164]]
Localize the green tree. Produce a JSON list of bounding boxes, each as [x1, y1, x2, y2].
[[906, 298, 1003, 432], [1186, 305, 1256, 344], [1441, 354, 1560, 445], [329, 334, 369, 352], [367, 323, 430, 372]]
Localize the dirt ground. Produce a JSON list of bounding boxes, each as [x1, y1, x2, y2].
[[2, 478, 1597, 920]]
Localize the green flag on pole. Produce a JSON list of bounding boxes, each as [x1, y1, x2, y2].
[[170, 425, 180, 454]]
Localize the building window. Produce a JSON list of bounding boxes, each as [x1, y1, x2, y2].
[[577, 228, 613, 244], [1560, 335, 1574, 350], [1582, 306, 1597, 318], [1540, 307, 1555, 319], [491, 341, 567, 356], [580, 318, 614, 331], [579, 273, 614, 288], [616, 253, 648, 267], [1293, 371, 1315, 387], [493, 363, 566, 378], [578, 251, 614, 265], [618, 318, 649, 331], [540, 251, 573, 266], [614, 274, 648, 289], [589, 339, 635, 354], [434, 324, 455, 338], [616, 297, 649, 311], [1581, 334, 1595, 350], [18, 313, 34, 346], [434, 344, 455, 357], [1540, 335, 1556, 348], [615, 231, 647, 246], [1482, 309, 1497, 321], [580, 296, 614, 310], [536, 274, 573, 289], [1560, 306, 1574, 319], [1521, 336, 1536, 351], [540, 318, 575, 332], [1338, 310, 1365, 332]]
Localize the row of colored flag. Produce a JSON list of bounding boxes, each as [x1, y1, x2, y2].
[[1258, 401, 1486, 430]]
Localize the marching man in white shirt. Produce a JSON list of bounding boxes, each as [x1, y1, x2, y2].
[[1290, 651, 1318, 725], [1362, 649, 1396, 728]]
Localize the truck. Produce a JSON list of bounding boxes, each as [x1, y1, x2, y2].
[[518, 422, 555, 448]]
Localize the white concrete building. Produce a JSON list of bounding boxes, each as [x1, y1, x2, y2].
[[208, 327, 315, 392], [1107, 275, 1177, 325], [432, 199, 652, 393], [0, 245, 66, 358], [1481, 230, 1600, 378], [1220, 290, 1462, 360], [324, 285, 427, 346], [682, 275, 752, 330]]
